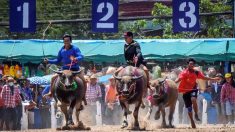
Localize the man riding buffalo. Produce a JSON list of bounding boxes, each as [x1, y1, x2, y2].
[[117, 31, 150, 88], [43, 34, 87, 106], [113, 32, 149, 129]]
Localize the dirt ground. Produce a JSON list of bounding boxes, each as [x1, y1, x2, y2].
[[18, 123, 235, 132], [18, 103, 235, 132]]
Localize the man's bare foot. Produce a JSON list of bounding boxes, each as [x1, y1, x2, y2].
[[43, 92, 53, 98], [195, 114, 201, 121]]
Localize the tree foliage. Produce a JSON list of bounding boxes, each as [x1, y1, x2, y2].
[[0, 0, 233, 39], [137, 0, 233, 38]]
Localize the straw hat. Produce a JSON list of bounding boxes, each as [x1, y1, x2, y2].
[[90, 74, 98, 79], [216, 73, 223, 78], [109, 75, 115, 81], [7, 76, 14, 82]]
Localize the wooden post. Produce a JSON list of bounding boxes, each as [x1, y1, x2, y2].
[[96, 101, 102, 125], [51, 100, 57, 128], [21, 102, 29, 130], [202, 99, 208, 125], [173, 100, 179, 125]]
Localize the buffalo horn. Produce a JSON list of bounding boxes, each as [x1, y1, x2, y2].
[[72, 69, 82, 74], [132, 75, 143, 80], [113, 73, 121, 80], [49, 67, 63, 74]]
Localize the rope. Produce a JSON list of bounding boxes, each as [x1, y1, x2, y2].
[[7, 40, 16, 65], [41, 21, 52, 58]]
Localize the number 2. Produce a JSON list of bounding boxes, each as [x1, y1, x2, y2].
[[179, 2, 197, 28], [96, 2, 114, 28]]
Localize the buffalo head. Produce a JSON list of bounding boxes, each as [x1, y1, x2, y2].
[[50, 67, 82, 89], [113, 73, 143, 96], [150, 77, 166, 99]]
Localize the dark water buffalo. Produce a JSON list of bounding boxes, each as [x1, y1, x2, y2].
[[145, 78, 178, 128], [114, 66, 147, 130], [51, 69, 90, 130]]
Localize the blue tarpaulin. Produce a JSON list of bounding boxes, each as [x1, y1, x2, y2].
[[98, 74, 113, 83], [0, 39, 235, 63]]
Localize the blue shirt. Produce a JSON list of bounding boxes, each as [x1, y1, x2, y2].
[[21, 87, 33, 101], [42, 85, 50, 96], [42, 85, 52, 104], [48, 45, 83, 70]]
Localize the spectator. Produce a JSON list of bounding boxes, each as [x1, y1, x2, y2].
[[14, 81, 23, 130], [211, 73, 226, 124], [99, 82, 106, 117], [197, 86, 217, 124], [0, 79, 4, 130], [85, 74, 102, 125], [36, 86, 50, 129], [21, 80, 33, 101], [105, 76, 121, 125], [0, 76, 21, 130], [86, 74, 102, 104], [21, 80, 36, 110], [221, 73, 235, 125]]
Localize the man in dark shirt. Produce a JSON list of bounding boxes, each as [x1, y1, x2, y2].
[[118, 31, 150, 88], [123, 32, 146, 67]]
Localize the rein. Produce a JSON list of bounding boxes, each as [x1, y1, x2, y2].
[[58, 80, 78, 91], [118, 82, 137, 102]]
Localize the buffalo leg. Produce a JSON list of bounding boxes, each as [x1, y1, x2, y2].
[[144, 101, 153, 120], [154, 105, 161, 120], [168, 104, 176, 128], [74, 102, 90, 130], [67, 99, 77, 126], [120, 102, 129, 129], [160, 106, 167, 128], [60, 104, 70, 129], [133, 101, 141, 130]]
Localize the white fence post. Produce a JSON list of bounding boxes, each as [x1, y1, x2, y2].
[[202, 99, 208, 125], [182, 106, 189, 124], [51, 100, 57, 128], [96, 101, 102, 125], [21, 102, 29, 130], [173, 100, 179, 125]]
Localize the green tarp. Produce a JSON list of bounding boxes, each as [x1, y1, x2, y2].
[[0, 39, 234, 63]]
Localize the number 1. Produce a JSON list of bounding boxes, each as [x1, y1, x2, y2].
[[17, 2, 29, 29], [23, 2, 29, 28]]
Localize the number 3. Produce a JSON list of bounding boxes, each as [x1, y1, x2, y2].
[[96, 2, 114, 28], [179, 2, 197, 28]]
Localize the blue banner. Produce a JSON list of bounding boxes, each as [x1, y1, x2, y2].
[[10, 0, 36, 32], [92, 0, 118, 33], [173, 0, 199, 33]]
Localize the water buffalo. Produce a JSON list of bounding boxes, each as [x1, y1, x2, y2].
[[51, 69, 90, 130], [145, 78, 178, 128], [114, 66, 147, 130]]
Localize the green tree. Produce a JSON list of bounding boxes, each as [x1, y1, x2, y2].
[[0, 0, 232, 39], [134, 0, 232, 38]]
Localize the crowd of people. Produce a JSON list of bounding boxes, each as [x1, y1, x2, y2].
[[0, 75, 51, 130], [197, 72, 235, 125], [0, 71, 123, 130]]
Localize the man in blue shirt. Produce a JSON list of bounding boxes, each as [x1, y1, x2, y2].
[[47, 34, 83, 70], [43, 34, 87, 105]]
